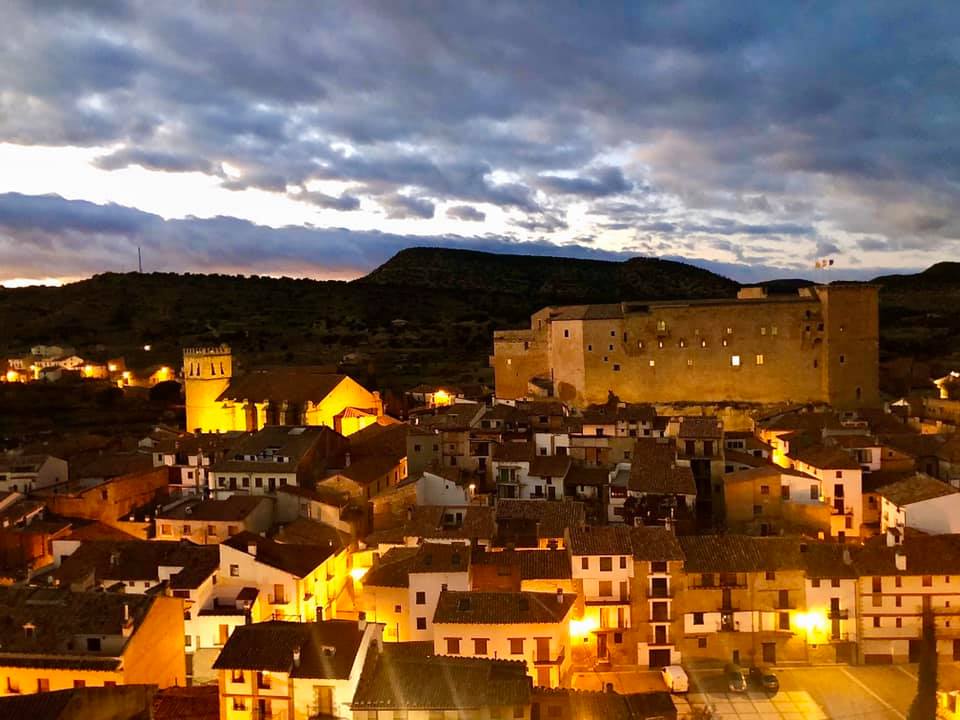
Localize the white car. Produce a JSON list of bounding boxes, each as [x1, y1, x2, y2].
[[661, 665, 689, 693]]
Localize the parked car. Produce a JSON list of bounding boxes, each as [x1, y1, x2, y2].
[[725, 663, 748, 692], [749, 665, 780, 693], [660, 665, 689, 693]]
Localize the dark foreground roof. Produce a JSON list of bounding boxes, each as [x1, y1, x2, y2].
[[352, 642, 531, 711], [212, 619, 367, 679], [433, 590, 575, 624]]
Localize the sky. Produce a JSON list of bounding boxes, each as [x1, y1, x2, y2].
[[0, 1, 958, 287]]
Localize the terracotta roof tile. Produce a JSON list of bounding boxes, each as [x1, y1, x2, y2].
[[434, 590, 575, 624]]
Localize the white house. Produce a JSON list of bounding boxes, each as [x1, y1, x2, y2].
[[407, 542, 470, 642], [875, 473, 960, 536], [0, 454, 68, 493]]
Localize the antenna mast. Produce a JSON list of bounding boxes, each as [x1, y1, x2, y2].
[[138, 247, 143, 273]]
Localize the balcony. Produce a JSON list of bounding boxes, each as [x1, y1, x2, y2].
[[719, 614, 740, 633], [252, 710, 287, 720], [534, 647, 566, 666], [828, 609, 849, 620], [774, 600, 797, 610], [649, 587, 672, 599], [720, 602, 740, 614], [647, 631, 671, 646], [268, 595, 288, 605], [830, 632, 851, 642]]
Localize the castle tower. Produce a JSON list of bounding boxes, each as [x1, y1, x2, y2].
[[183, 345, 233, 433], [817, 284, 880, 409]]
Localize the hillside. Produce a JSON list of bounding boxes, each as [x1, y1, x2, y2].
[[0, 249, 958, 400]]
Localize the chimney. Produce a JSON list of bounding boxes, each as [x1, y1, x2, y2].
[[358, 617, 367, 632], [556, 588, 564, 604], [895, 551, 907, 572], [123, 603, 130, 624], [292, 646, 301, 668], [247, 540, 258, 557], [842, 548, 852, 566], [344, 452, 351, 467], [885, 529, 898, 547]]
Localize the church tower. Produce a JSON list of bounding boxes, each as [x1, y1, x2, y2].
[[183, 345, 233, 433]]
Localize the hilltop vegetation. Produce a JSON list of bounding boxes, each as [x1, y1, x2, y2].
[[0, 249, 958, 398]]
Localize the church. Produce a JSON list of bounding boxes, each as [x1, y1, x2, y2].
[[183, 345, 384, 436]]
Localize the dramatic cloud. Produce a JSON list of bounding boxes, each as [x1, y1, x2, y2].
[[0, 1, 957, 282]]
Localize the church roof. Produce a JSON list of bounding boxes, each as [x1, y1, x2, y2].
[[218, 368, 350, 404]]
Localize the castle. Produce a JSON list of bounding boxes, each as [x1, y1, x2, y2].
[[183, 345, 384, 435], [493, 284, 879, 409]]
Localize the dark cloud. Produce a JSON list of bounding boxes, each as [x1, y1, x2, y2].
[[537, 167, 633, 197], [380, 194, 435, 219], [446, 205, 486, 222], [0, 1, 957, 274]]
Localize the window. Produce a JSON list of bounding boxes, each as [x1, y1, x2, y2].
[[598, 580, 613, 596], [895, 596, 902, 607], [701, 573, 714, 587], [160, 524, 171, 535], [687, 358, 694, 367], [603, 356, 608, 363], [510, 638, 524, 655], [185, 634, 192, 647], [726, 327, 733, 334], [810, 485, 819, 500], [896, 617, 903, 628], [613, 364, 620, 372], [255, 477, 263, 488], [73, 680, 85, 688], [37, 678, 49, 692], [831, 578, 840, 588], [781, 485, 790, 500], [693, 612, 704, 625], [811, 578, 821, 588], [599, 557, 613, 572], [923, 576, 933, 587], [651, 561, 667, 573], [608, 344, 614, 351], [753, 504, 762, 516], [771, 326, 778, 335], [394, 604, 402, 613], [474, 638, 488, 655], [581, 557, 589, 570], [895, 576, 902, 588], [731, 355, 741, 367], [657, 340, 664, 349], [445, 637, 461, 654], [779, 612, 790, 630], [765, 571, 776, 581], [416, 591, 426, 605], [760, 485, 770, 495], [756, 354, 764, 366], [873, 616, 881, 628], [620, 556, 627, 569], [657, 320, 667, 332], [649, 359, 655, 367], [563, 329, 570, 338], [587, 344, 593, 352], [231, 669, 244, 683], [839, 354, 845, 364], [760, 326, 767, 335], [86, 637, 101, 651], [416, 617, 427, 630], [698, 637, 707, 648], [872, 577, 882, 593]]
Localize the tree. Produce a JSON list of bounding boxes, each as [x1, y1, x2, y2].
[[907, 607, 938, 720], [149, 380, 182, 406]]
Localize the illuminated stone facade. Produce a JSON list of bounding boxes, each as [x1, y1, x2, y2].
[[493, 284, 879, 409]]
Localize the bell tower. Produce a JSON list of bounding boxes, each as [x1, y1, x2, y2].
[[183, 345, 233, 433]]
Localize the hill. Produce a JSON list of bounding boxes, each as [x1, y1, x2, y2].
[[0, 248, 958, 401], [358, 247, 739, 302]]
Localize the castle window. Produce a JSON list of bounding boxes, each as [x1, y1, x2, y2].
[[731, 355, 741, 367], [657, 340, 664, 349], [839, 325, 845, 332], [649, 360, 655, 368], [623, 332, 628, 342], [701, 339, 707, 348], [756, 354, 764, 366], [657, 320, 667, 332], [722, 339, 728, 347], [610, 330, 616, 337], [608, 344, 614, 351], [760, 326, 767, 335], [813, 359, 818, 368], [564, 329, 570, 338], [839, 354, 846, 364], [603, 356, 608, 363], [220, 362, 225, 374], [613, 364, 620, 372], [687, 359, 694, 367], [637, 340, 644, 349], [587, 345, 593, 352], [678, 339, 686, 348], [771, 326, 778, 335], [210, 363, 216, 375], [726, 327, 733, 334]]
